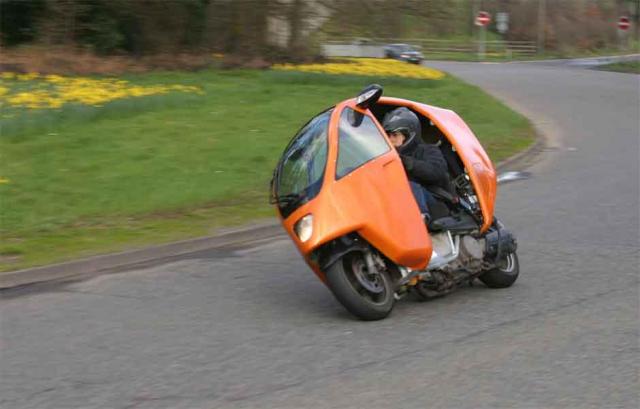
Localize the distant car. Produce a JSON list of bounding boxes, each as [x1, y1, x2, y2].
[[383, 43, 424, 64]]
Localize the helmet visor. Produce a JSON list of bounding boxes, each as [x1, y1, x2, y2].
[[385, 127, 409, 137]]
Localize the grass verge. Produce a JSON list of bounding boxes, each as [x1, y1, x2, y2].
[[1, 68, 535, 272], [422, 42, 640, 63], [595, 60, 640, 74]]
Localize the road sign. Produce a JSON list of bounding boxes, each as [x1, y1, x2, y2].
[[475, 11, 491, 27], [496, 12, 509, 34], [476, 11, 491, 60], [617, 16, 630, 31]]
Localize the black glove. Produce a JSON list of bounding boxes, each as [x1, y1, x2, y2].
[[400, 155, 414, 171]]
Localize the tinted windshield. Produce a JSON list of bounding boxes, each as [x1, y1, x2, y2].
[[336, 108, 390, 179], [275, 109, 332, 217]]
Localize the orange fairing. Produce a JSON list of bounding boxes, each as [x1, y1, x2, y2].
[[378, 97, 497, 232], [280, 101, 432, 271]]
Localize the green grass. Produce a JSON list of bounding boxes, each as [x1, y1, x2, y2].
[[596, 60, 640, 74], [423, 40, 640, 63], [424, 51, 536, 62], [0, 68, 535, 271], [425, 50, 640, 63], [549, 41, 640, 59]]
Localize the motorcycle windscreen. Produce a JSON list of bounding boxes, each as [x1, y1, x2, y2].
[[320, 105, 431, 269]]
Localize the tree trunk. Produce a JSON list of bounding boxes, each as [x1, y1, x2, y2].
[[287, 0, 305, 57]]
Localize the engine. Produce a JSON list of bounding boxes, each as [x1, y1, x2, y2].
[[449, 235, 486, 273], [427, 232, 486, 273], [444, 225, 517, 274]]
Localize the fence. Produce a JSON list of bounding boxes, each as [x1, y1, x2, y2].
[[322, 38, 538, 59]]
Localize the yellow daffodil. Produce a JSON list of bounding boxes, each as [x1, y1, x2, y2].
[[0, 74, 204, 110], [16, 72, 40, 81], [44, 75, 66, 84], [273, 58, 445, 80]]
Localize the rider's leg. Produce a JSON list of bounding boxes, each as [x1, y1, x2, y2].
[[409, 181, 431, 222], [423, 188, 437, 214]]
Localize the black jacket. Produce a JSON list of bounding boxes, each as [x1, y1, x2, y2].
[[397, 135, 449, 189]]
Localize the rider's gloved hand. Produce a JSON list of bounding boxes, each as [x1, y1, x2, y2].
[[400, 155, 414, 171]]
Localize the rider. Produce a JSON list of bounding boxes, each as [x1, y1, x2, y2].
[[382, 107, 449, 222]]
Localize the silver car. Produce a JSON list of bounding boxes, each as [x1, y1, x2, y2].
[[383, 43, 424, 64]]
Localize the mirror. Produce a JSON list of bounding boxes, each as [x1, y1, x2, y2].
[[355, 84, 383, 109]]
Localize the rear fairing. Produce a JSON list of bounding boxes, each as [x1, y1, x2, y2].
[[377, 97, 497, 232]]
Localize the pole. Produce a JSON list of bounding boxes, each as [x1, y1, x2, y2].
[[479, 25, 486, 60], [618, 26, 626, 51], [636, 0, 640, 45], [537, 0, 546, 55], [475, 0, 483, 59]]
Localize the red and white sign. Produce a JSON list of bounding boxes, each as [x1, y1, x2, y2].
[[476, 11, 491, 27], [618, 16, 630, 31]]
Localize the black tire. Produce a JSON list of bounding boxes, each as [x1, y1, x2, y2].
[[479, 252, 520, 288], [325, 251, 395, 320]]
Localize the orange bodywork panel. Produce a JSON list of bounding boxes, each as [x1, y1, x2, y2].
[[280, 101, 432, 276], [378, 97, 497, 232], [277, 96, 497, 281]]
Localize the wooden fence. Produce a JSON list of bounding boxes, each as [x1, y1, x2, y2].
[[322, 38, 538, 59]]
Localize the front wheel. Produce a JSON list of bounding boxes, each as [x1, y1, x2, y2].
[[479, 252, 520, 288], [325, 251, 395, 320]]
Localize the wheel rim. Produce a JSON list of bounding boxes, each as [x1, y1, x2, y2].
[[344, 253, 388, 304], [498, 253, 517, 274]]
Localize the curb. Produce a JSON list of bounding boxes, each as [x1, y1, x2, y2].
[[495, 132, 546, 173], [0, 221, 285, 290]]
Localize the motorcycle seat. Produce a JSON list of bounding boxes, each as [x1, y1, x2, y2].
[[428, 214, 477, 233]]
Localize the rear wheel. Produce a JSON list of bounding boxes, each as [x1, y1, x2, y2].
[[325, 251, 395, 320], [479, 252, 519, 288]]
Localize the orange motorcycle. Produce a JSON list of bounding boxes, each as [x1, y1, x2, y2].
[[270, 85, 519, 320]]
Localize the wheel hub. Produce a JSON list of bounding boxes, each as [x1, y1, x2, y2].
[[351, 258, 384, 294]]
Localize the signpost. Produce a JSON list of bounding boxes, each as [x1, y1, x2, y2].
[[475, 11, 491, 27], [475, 11, 491, 60], [618, 16, 630, 31], [496, 12, 509, 34], [618, 16, 630, 50]]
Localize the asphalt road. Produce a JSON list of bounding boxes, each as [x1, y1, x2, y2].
[[1, 62, 639, 409]]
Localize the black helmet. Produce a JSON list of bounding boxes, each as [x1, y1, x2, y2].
[[382, 107, 421, 144]]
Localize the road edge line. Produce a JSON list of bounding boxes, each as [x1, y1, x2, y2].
[[0, 221, 285, 289]]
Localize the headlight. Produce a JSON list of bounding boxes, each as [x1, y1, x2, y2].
[[294, 214, 313, 242]]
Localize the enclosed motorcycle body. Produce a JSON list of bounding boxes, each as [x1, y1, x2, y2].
[[272, 86, 518, 320]]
